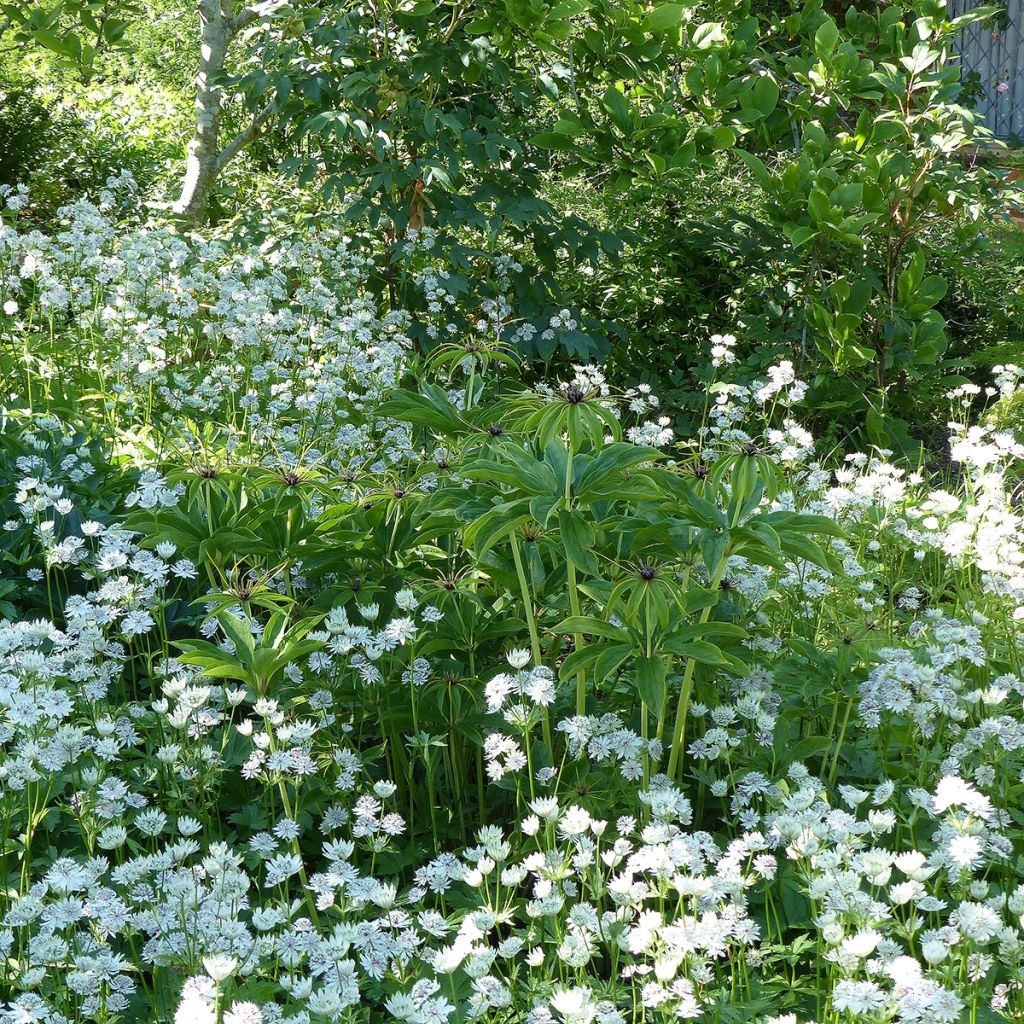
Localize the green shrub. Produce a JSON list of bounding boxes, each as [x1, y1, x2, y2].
[[983, 386, 1024, 440], [940, 218, 1024, 372], [0, 55, 187, 224], [0, 82, 55, 191]]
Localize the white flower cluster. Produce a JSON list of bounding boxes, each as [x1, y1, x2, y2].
[[8, 185, 1024, 1024]]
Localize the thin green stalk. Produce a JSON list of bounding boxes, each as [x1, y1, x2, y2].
[[828, 693, 855, 787], [567, 560, 586, 714], [510, 531, 551, 750], [665, 559, 727, 780], [562, 445, 587, 714]]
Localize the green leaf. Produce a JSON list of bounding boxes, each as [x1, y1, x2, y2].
[[529, 494, 560, 527], [31, 27, 72, 57], [577, 442, 660, 499], [174, 638, 237, 662], [263, 611, 289, 651], [558, 510, 600, 575], [377, 384, 465, 435], [558, 644, 604, 682], [101, 17, 128, 44], [215, 611, 255, 665], [665, 639, 743, 673], [195, 663, 252, 681], [897, 251, 925, 305], [552, 117, 584, 137], [814, 18, 840, 58], [777, 533, 832, 571], [807, 188, 832, 224], [654, 473, 724, 528], [907, 275, 947, 315], [712, 125, 736, 150], [901, 45, 938, 75], [788, 225, 818, 248], [548, 0, 593, 18], [699, 528, 728, 576], [684, 587, 720, 615], [752, 75, 779, 115], [593, 643, 634, 682], [464, 499, 531, 557], [643, 3, 689, 32], [636, 656, 667, 715], [790, 734, 834, 760], [757, 511, 846, 538], [601, 85, 632, 134], [669, 621, 747, 643], [692, 21, 725, 48], [830, 182, 863, 209], [531, 132, 578, 151], [736, 150, 773, 189], [553, 616, 630, 642]]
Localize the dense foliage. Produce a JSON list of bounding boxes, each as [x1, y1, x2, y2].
[[3, 1, 1024, 1023]]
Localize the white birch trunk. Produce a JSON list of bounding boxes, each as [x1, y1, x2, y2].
[[174, 2, 270, 224]]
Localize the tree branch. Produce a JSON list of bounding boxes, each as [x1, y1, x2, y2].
[[214, 99, 276, 172], [231, 5, 261, 34]]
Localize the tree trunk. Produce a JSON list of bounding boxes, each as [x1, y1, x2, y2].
[[174, 2, 269, 226]]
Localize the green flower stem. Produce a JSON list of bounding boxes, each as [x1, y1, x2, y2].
[[563, 445, 587, 715], [665, 559, 727, 781], [567, 560, 586, 715], [510, 530, 552, 751]]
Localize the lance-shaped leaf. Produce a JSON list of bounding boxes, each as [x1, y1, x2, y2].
[[552, 615, 631, 643], [635, 655, 667, 716], [377, 383, 466, 436], [463, 498, 532, 557], [215, 610, 255, 668], [577, 442, 663, 502], [662, 638, 746, 675], [558, 510, 600, 575]]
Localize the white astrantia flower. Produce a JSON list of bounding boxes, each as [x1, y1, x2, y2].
[[932, 776, 993, 819], [202, 956, 238, 982]]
